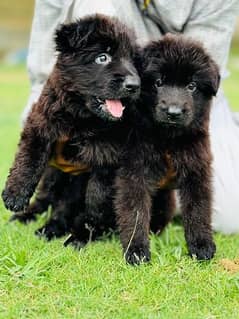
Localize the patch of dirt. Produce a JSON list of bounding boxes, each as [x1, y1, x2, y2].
[[219, 258, 239, 274]]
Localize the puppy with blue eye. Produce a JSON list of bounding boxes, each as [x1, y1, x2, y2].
[[115, 34, 220, 265], [2, 14, 140, 244]]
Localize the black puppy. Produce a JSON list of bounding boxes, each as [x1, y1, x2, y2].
[[2, 15, 140, 245], [115, 34, 220, 265]]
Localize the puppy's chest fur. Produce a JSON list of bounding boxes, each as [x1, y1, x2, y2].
[[50, 122, 126, 173], [156, 152, 177, 189], [145, 139, 190, 190], [147, 147, 178, 190]]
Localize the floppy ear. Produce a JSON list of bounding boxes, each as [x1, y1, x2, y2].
[[208, 61, 221, 96], [55, 20, 95, 53], [198, 60, 221, 97], [133, 47, 144, 74]]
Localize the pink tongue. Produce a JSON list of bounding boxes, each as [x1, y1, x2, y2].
[[105, 99, 124, 118]]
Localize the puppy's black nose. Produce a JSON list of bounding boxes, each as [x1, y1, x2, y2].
[[123, 75, 140, 92], [166, 105, 183, 119]]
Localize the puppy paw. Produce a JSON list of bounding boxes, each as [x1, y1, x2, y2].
[[10, 212, 36, 224], [188, 238, 216, 260], [35, 222, 67, 241], [124, 245, 151, 265], [2, 188, 30, 212], [63, 235, 86, 249]]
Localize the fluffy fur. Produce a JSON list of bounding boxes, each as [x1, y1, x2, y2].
[[2, 15, 140, 245], [114, 34, 220, 265]]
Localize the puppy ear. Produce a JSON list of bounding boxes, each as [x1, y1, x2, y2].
[[55, 20, 95, 53], [133, 47, 144, 74], [208, 61, 221, 96]]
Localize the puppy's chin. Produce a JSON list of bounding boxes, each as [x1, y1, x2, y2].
[[91, 108, 123, 122], [154, 114, 194, 128]]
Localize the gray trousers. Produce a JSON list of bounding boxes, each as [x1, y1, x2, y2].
[[23, 0, 239, 233]]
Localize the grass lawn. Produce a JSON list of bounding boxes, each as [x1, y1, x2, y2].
[[0, 53, 239, 319]]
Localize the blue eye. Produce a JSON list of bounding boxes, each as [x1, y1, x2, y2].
[[95, 53, 112, 65], [155, 78, 163, 87], [187, 82, 197, 92]]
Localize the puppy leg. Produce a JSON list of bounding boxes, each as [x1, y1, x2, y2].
[[115, 172, 152, 265], [150, 189, 176, 234], [179, 172, 216, 260], [64, 168, 116, 248], [37, 172, 90, 241], [10, 167, 56, 223], [84, 168, 115, 232], [2, 127, 51, 212]]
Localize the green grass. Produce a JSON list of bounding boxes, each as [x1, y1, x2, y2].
[[0, 55, 239, 319], [223, 48, 239, 111]]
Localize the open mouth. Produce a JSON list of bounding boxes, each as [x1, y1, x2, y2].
[[96, 98, 125, 118]]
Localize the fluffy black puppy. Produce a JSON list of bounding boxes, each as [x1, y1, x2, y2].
[[2, 15, 140, 245], [115, 34, 220, 265]]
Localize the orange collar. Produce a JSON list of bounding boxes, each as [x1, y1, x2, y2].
[[49, 137, 91, 175]]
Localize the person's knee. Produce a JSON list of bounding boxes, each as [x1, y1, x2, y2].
[[71, 0, 119, 20], [70, 0, 142, 31]]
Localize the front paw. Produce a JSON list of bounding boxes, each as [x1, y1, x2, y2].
[[188, 238, 216, 260], [124, 244, 151, 265], [2, 188, 30, 212]]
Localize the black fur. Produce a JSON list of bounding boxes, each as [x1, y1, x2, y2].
[[115, 34, 220, 265], [2, 15, 140, 246]]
